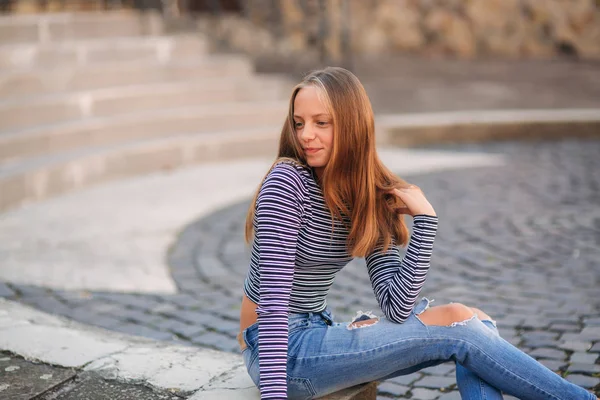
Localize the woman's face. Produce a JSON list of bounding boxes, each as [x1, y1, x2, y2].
[[293, 86, 334, 177]]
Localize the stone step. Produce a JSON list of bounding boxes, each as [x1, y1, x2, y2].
[[0, 11, 164, 45], [0, 100, 288, 161], [0, 75, 293, 131], [0, 34, 208, 70], [0, 55, 254, 97], [0, 126, 281, 212]]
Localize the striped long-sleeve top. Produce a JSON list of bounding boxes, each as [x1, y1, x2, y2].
[[243, 161, 438, 399]]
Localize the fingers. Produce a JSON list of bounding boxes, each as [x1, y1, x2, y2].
[[389, 184, 436, 217], [390, 184, 421, 193], [395, 207, 412, 216], [399, 184, 421, 191]]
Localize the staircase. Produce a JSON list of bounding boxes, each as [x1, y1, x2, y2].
[[0, 10, 292, 212]]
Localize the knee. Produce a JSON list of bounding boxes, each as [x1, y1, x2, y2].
[[469, 307, 492, 321], [447, 303, 476, 322], [417, 303, 475, 326]]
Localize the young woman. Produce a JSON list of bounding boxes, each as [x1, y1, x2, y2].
[[237, 67, 598, 400]]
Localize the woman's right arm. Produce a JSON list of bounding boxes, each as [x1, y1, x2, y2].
[[254, 163, 306, 399], [365, 185, 438, 323]]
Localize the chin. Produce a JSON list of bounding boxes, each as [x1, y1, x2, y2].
[[308, 161, 326, 169], [306, 157, 327, 168]]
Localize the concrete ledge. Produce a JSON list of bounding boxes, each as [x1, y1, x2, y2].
[[377, 109, 600, 147], [0, 76, 291, 131], [0, 55, 254, 97], [0, 34, 208, 70], [0, 100, 287, 159], [0, 11, 164, 45], [0, 128, 280, 212]]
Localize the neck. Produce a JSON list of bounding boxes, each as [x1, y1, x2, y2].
[[314, 166, 324, 181]]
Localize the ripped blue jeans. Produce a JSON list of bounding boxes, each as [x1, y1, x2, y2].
[[242, 297, 595, 400]]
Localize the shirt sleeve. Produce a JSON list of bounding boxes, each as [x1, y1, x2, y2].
[[254, 163, 306, 399], [365, 214, 438, 323]]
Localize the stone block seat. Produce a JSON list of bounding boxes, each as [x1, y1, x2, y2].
[[195, 361, 378, 400]]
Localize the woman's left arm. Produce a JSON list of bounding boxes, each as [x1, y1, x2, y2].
[[365, 214, 438, 323]]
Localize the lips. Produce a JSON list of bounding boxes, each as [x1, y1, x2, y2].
[[304, 148, 321, 155]]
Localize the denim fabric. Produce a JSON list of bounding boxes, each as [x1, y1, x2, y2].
[[242, 297, 595, 400]]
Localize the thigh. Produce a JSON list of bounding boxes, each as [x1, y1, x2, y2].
[[288, 299, 451, 396]]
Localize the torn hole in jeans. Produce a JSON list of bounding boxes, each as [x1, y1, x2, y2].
[[347, 310, 380, 330], [448, 314, 478, 327]]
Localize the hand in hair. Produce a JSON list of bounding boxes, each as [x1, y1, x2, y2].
[[389, 185, 436, 217]]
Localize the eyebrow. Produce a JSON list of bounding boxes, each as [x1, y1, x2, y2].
[[293, 113, 331, 119]]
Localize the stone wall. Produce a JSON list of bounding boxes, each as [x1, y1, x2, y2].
[[197, 0, 600, 62]]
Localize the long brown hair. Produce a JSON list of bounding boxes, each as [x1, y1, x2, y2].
[[245, 67, 410, 256]]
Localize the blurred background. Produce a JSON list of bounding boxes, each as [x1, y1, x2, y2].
[[0, 1, 599, 398], [1, 0, 599, 212]]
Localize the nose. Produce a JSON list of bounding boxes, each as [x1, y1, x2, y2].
[[299, 124, 316, 142]]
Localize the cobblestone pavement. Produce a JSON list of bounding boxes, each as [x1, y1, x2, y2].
[[1, 139, 599, 399]]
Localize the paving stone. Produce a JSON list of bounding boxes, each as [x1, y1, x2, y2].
[[387, 373, 421, 386], [410, 387, 442, 400], [150, 303, 178, 315], [190, 331, 236, 352], [52, 290, 95, 306], [437, 392, 461, 400], [566, 363, 600, 374], [422, 363, 456, 376], [215, 306, 242, 321], [74, 314, 124, 331], [10, 284, 51, 298], [83, 301, 125, 315], [0, 282, 15, 298], [163, 320, 205, 339], [495, 315, 524, 328], [549, 323, 581, 333], [96, 294, 163, 312], [376, 381, 409, 397], [565, 374, 600, 389], [211, 319, 240, 337], [520, 318, 549, 330], [165, 310, 215, 326], [579, 327, 600, 340], [21, 296, 72, 316], [162, 293, 203, 310], [587, 342, 600, 353], [414, 376, 455, 390], [112, 323, 174, 341], [521, 331, 559, 341], [114, 308, 160, 325], [570, 352, 598, 364], [529, 348, 568, 361], [523, 338, 559, 348], [583, 317, 600, 327], [558, 340, 592, 352], [538, 359, 567, 372]]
